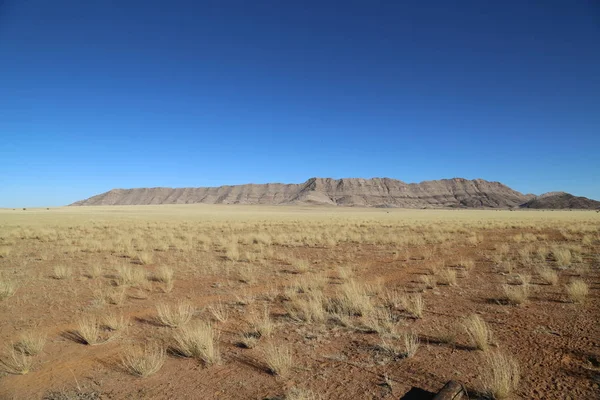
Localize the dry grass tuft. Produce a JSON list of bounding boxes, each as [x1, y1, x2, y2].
[[1, 348, 33, 374], [566, 279, 589, 303], [116, 265, 146, 287], [103, 312, 129, 331], [481, 350, 520, 399], [208, 302, 229, 323], [420, 274, 436, 289], [87, 265, 103, 279], [401, 331, 420, 358], [53, 265, 72, 280], [0, 279, 17, 300], [74, 315, 113, 345], [152, 266, 174, 284], [552, 247, 572, 266], [502, 284, 529, 305], [264, 344, 292, 376], [122, 342, 166, 377], [438, 268, 458, 286], [15, 331, 46, 356], [249, 307, 275, 338], [156, 301, 194, 327], [462, 314, 492, 351], [286, 293, 326, 323], [286, 388, 320, 400], [136, 252, 154, 265], [327, 280, 374, 317], [171, 321, 220, 366], [537, 267, 558, 285], [400, 293, 424, 319]]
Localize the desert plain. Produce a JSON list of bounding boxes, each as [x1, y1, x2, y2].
[[0, 205, 598, 399]]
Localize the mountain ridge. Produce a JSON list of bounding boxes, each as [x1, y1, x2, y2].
[[70, 177, 560, 208]]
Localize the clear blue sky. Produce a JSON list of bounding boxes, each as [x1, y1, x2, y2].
[[1, 1, 599, 207]]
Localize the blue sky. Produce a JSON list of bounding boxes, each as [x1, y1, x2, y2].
[[1, 1, 599, 207]]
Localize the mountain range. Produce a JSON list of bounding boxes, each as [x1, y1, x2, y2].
[[70, 177, 600, 209]]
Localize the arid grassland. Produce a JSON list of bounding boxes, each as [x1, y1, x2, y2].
[[0, 206, 598, 399]]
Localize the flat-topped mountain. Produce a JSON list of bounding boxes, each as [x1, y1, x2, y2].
[[71, 177, 543, 208]]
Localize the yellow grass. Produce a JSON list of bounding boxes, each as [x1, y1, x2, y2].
[[122, 342, 166, 377], [264, 344, 292, 376], [566, 279, 589, 303], [171, 321, 220, 366], [481, 350, 520, 399], [156, 301, 194, 327], [462, 314, 492, 351]]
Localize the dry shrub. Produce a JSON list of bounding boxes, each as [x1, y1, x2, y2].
[[481, 350, 520, 399], [264, 344, 292, 376], [53, 265, 72, 280], [156, 301, 194, 327], [502, 284, 529, 305], [0, 279, 17, 300], [566, 279, 589, 303], [15, 331, 46, 356], [537, 267, 558, 285], [400, 293, 424, 318], [122, 342, 166, 377], [171, 321, 220, 366], [462, 314, 492, 351]]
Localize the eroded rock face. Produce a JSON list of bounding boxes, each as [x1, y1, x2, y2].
[[71, 177, 540, 208]]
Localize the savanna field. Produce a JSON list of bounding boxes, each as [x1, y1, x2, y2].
[[0, 205, 598, 399]]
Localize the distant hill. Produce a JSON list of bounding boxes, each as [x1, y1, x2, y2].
[[71, 177, 540, 208], [519, 192, 600, 210]]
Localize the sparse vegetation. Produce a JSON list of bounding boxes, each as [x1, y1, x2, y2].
[[0, 206, 597, 399]]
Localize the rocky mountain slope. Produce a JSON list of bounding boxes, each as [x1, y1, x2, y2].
[[71, 177, 540, 208], [520, 192, 600, 210]]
